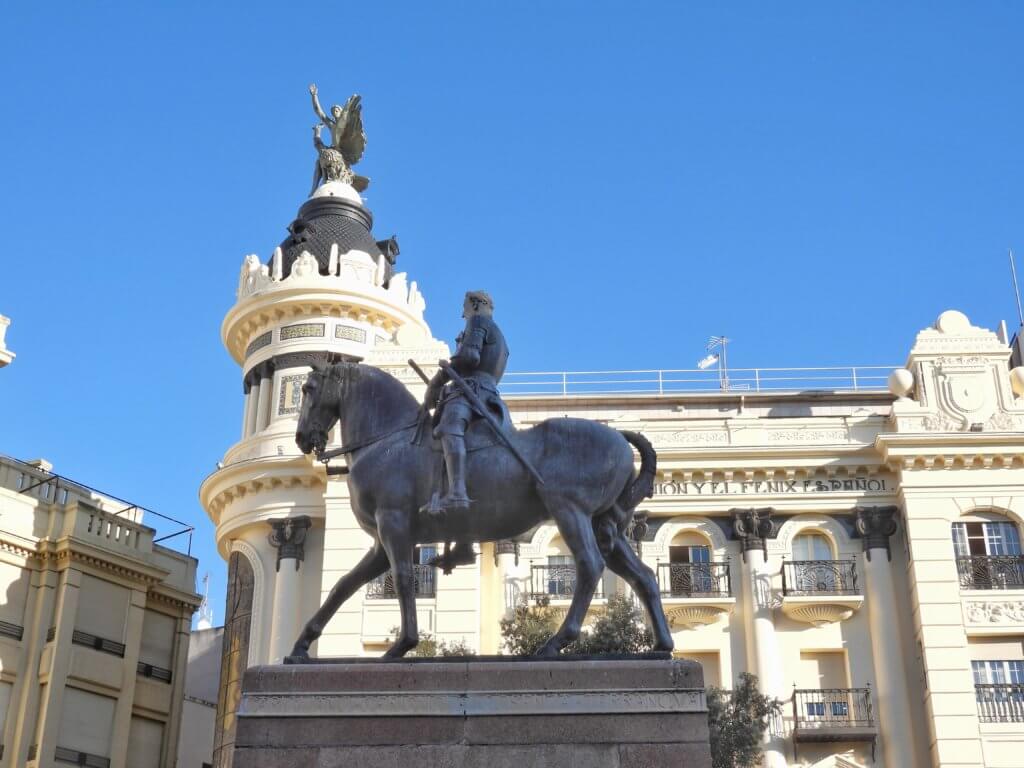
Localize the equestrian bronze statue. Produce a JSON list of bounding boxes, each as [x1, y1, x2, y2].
[[289, 294, 674, 660]]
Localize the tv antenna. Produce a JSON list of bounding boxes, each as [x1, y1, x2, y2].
[[698, 336, 731, 391]]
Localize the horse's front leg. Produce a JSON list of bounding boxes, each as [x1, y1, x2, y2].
[[377, 508, 418, 658], [289, 540, 390, 661], [536, 502, 605, 657]]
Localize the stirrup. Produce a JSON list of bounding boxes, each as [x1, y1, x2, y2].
[[440, 493, 471, 513]]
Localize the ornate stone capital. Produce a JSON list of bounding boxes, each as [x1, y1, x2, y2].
[[268, 515, 312, 571], [855, 505, 899, 561], [732, 507, 775, 562]]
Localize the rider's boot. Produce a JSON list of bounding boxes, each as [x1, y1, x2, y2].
[[439, 435, 471, 513]]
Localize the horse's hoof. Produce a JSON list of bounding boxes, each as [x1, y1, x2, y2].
[[534, 642, 560, 658], [285, 648, 310, 664]]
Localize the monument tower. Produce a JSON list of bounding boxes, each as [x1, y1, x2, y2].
[[199, 85, 449, 764]]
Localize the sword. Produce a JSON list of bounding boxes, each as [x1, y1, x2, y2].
[[407, 359, 545, 486]]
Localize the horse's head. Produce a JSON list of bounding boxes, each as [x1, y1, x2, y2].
[[295, 361, 347, 458]]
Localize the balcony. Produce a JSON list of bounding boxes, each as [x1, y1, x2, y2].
[[525, 564, 606, 616], [792, 688, 877, 762], [781, 560, 863, 626], [657, 562, 735, 628], [976, 684, 1024, 723], [366, 564, 436, 599], [958, 555, 1024, 590]]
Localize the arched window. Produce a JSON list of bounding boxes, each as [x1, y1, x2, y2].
[[953, 516, 1024, 590], [792, 532, 833, 561], [666, 531, 715, 596]]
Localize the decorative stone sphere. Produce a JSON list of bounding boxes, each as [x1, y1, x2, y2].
[[935, 310, 970, 334], [1010, 367, 1024, 397], [888, 368, 915, 398]]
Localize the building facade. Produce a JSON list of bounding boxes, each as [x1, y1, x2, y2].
[[0, 456, 201, 768], [0, 314, 14, 368], [201, 169, 1024, 766]]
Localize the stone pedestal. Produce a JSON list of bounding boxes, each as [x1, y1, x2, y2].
[[233, 657, 712, 768]]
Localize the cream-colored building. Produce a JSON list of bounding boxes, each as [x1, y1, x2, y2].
[[0, 314, 14, 368], [0, 455, 201, 768], [201, 172, 1024, 767]]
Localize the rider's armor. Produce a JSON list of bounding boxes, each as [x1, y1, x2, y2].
[[435, 314, 509, 437], [430, 312, 509, 517]]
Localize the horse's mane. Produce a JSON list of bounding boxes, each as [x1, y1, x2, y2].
[[337, 361, 421, 420]]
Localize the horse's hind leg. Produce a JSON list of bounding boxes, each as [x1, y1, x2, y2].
[[290, 540, 390, 660], [604, 531, 674, 652], [536, 502, 605, 657], [376, 508, 419, 658]]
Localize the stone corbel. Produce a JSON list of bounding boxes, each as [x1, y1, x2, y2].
[[268, 515, 312, 572], [732, 507, 775, 563], [854, 505, 899, 562]]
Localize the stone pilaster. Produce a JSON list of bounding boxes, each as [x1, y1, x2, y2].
[[855, 506, 923, 768], [108, 587, 146, 768], [34, 567, 81, 768]]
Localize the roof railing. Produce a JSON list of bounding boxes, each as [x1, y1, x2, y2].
[[499, 365, 896, 397]]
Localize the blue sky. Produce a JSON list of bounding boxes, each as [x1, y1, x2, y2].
[[2, 2, 1022, 625]]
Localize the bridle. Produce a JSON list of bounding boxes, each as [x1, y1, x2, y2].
[[305, 364, 422, 471]]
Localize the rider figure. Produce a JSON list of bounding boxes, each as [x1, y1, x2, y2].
[[425, 290, 509, 519]]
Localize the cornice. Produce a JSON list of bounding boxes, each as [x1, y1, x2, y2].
[[200, 454, 325, 521], [37, 537, 170, 586], [149, 583, 203, 613], [222, 287, 429, 365], [875, 432, 1024, 469]]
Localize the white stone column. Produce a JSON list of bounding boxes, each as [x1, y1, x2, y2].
[[255, 367, 273, 433], [267, 516, 313, 663], [857, 506, 922, 768], [734, 508, 786, 768], [246, 382, 261, 436]]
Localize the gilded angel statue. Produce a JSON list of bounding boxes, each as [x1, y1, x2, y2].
[[309, 83, 369, 194]]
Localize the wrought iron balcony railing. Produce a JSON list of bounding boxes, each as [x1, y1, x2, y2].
[[957, 555, 1024, 590], [529, 564, 605, 600], [657, 562, 731, 598], [975, 683, 1024, 722], [782, 560, 859, 596], [366, 564, 436, 599], [793, 688, 874, 731]]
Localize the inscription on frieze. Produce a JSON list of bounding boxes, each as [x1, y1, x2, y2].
[[656, 475, 890, 497]]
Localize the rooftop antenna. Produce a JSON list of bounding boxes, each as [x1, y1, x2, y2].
[[196, 572, 214, 630], [700, 336, 731, 391], [1010, 248, 1024, 329]]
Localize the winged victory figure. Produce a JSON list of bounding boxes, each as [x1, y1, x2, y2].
[[309, 84, 369, 195]]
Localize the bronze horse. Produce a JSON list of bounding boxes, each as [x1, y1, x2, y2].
[[290, 360, 674, 659]]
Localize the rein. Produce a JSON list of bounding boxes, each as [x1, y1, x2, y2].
[[311, 363, 425, 472], [317, 415, 422, 463]]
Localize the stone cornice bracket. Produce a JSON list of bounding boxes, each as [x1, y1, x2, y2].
[[268, 515, 312, 572], [854, 505, 899, 561], [732, 507, 775, 563]]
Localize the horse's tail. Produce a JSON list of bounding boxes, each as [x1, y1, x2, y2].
[[618, 430, 657, 511], [592, 430, 657, 559]]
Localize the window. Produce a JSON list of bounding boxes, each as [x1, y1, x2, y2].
[[669, 544, 710, 564], [547, 555, 574, 596], [953, 522, 1022, 557], [792, 533, 833, 561], [972, 660, 1024, 685]]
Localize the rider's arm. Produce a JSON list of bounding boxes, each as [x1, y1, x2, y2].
[[424, 369, 447, 409], [452, 317, 486, 368]]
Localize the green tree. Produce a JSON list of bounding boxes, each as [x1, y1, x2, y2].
[[707, 673, 781, 768], [499, 596, 561, 655], [389, 627, 474, 657], [499, 593, 655, 655], [568, 594, 653, 654]]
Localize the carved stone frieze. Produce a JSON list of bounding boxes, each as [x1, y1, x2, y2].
[[647, 430, 728, 447], [964, 601, 1024, 624]]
